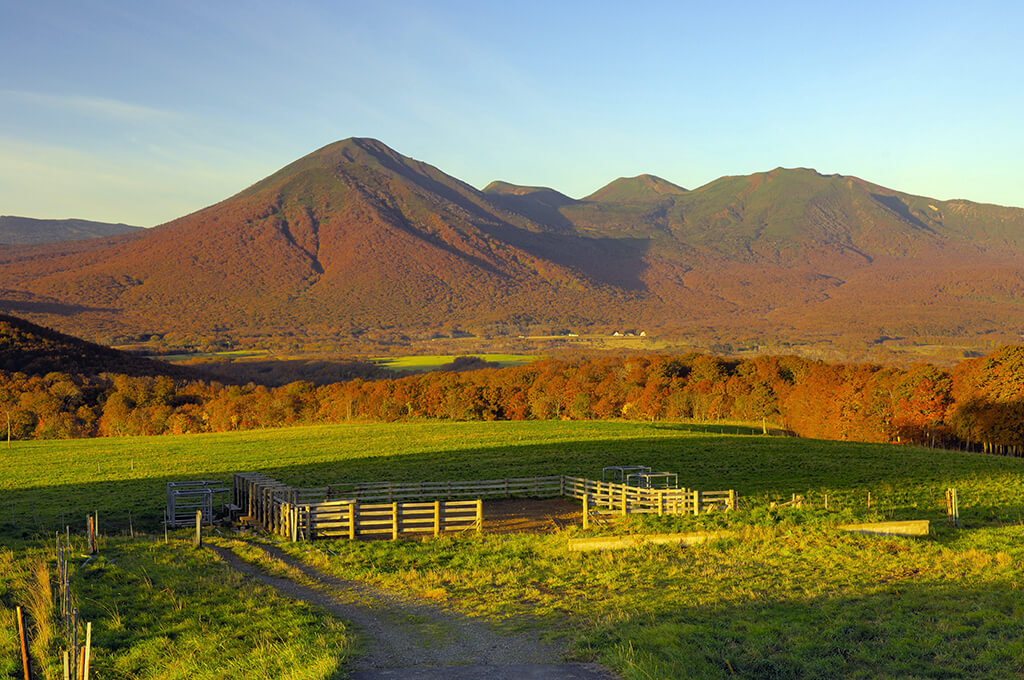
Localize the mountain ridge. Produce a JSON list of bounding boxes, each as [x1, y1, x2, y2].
[[0, 215, 144, 246]]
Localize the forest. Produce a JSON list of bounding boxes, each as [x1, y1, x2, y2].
[[2, 345, 1023, 453]]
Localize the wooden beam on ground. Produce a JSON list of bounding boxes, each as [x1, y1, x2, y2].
[[568, 531, 734, 552], [838, 520, 930, 537]]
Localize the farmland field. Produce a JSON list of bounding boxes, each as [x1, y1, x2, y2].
[[369, 353, 539, 371], [3, 421, 1024, 678]]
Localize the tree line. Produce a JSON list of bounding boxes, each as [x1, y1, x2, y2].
[[2, 346, 1023, 453]]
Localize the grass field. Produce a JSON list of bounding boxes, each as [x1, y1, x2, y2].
[[369, 353, 539, 371], [3, 422, 1024, 678], [3, 420, 1023, 536]]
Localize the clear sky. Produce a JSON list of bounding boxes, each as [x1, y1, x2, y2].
[[2, 1, 1023, 226]]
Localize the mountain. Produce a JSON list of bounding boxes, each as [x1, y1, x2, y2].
[[1, 138, 1023, 353], [584, 174, 687, 203], [0, 216, 143, 245]]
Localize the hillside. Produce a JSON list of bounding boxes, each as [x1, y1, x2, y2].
[[0, 313, 194, 378], [1, 138, 1023, 353], [0, 215, 143, 245]]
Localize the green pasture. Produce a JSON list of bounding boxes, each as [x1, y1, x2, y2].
[[369, 353, 538, 371], [4, 422, 1024, 678], [2, 420, 1023, 537]]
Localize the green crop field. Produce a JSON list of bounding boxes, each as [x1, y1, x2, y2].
[[369, 353, 538, 371], [3, 422, 1024, 678]]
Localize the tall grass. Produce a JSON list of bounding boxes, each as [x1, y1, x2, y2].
[[23, 560, 55, 679], [0, 546, 58, 680]]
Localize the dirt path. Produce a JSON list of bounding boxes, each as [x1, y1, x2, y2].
[[210, 539, 618, 680]]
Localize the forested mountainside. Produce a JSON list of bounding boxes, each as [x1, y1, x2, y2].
[[2, 138, 1023, 351]]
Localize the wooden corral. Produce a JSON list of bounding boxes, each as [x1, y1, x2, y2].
[[232, 472, 737, 542]]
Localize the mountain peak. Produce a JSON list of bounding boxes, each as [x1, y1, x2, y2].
[[585, 174, 687, 203], [482, 181, 575, 206]]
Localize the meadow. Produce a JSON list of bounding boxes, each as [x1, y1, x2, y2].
[[3, 421, 1024, 678]]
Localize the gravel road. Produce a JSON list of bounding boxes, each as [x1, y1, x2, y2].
[[211, 539, 618, 680]]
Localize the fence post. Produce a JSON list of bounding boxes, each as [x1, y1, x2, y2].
[[16, 605, 30, 680], [582, 494, 590, 530], [947, 488, 960, 528], [87, 515, 97, 555], [560, 475, 565, 497], [476, 498, 483, 534], [728, 489, 737, 511], [621, 485, 627, 517], [194, 509, 202, 547], [658, 490, 665, 517], [83, 621, 92, 680], [434, 500, 441, 537], [348, 503, 355, 540], [392, 502, 399, 541], [693, 490, 701, 516]]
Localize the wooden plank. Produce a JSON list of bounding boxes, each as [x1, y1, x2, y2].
[[838, 520, 930, 537], [568, 531, 734, 552]]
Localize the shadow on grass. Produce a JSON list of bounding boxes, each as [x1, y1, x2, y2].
[[3, 433, 1024, 541]]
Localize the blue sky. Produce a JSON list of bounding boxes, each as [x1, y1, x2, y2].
[[2, 1, 1022, 226]]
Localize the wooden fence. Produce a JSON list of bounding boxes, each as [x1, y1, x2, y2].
[[232, 472, 736, 541], [278, 498, 482, 541], [563, 476, 736, 516]]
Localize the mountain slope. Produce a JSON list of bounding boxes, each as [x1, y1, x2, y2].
[[1, 138, 1023, 350], [0, 216, 143, 245], [0, 139, 639, 339]]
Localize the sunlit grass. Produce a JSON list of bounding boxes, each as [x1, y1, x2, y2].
[[275, 518, 1024, 679], [5, 421, 1024, 678], [68, 538, 353, 679], [370, 353, 538, 371], [4, 420, 1024, 536]]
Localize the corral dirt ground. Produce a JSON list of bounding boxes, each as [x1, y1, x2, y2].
[[483, 498, 584, 534]]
